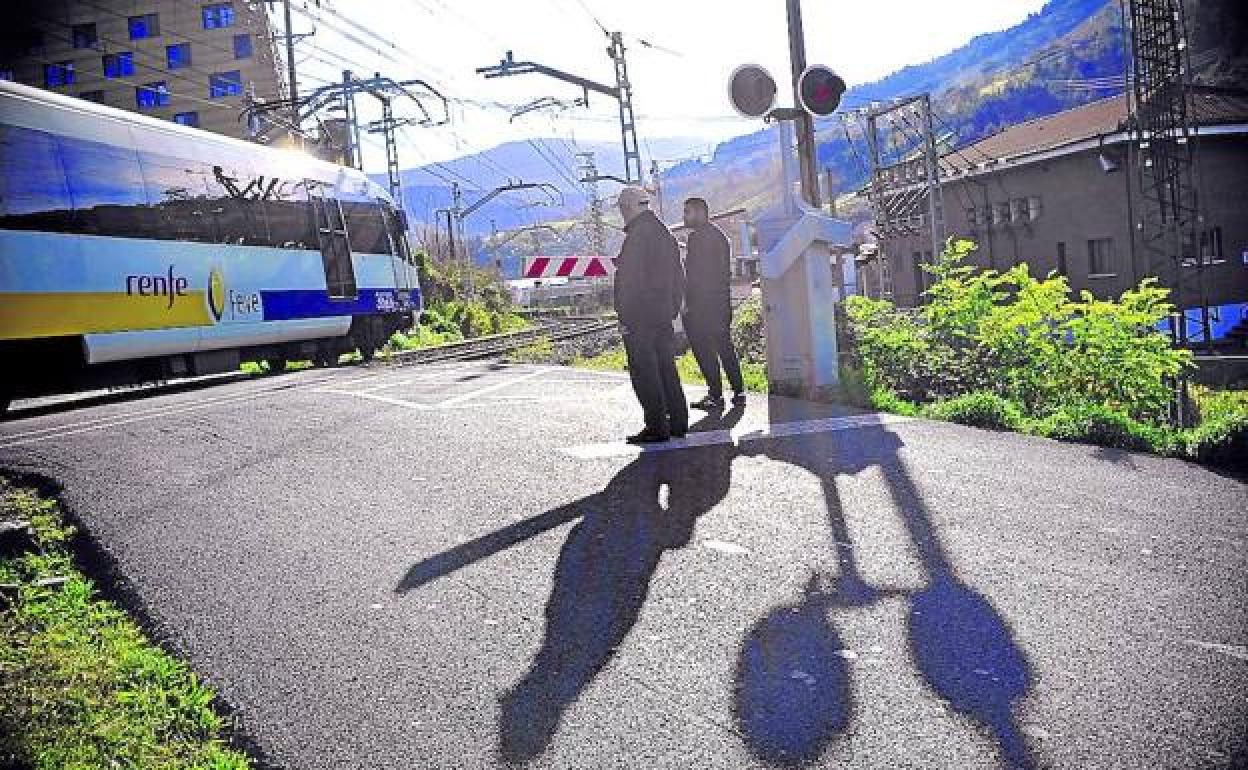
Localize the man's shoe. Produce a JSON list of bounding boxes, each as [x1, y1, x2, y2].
[[690, 395, 724, 411], [626, 428, 670, 444], [731, 392, 747, 406]]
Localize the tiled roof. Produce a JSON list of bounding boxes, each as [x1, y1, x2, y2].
[[945, 87, 1248, 171]]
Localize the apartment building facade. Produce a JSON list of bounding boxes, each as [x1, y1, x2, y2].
[[0, 0, 283, 139]]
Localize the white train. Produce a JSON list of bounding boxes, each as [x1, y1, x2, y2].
[[0, 80, 420, 415]]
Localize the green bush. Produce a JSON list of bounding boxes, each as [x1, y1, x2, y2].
[[922, 392, 1024, 431], [869, 388, 922, 417], [843, 238, 1191, 421], [730, 295, 766, 365], [1184, 413, 1248, 471], [1028, 403, 1172, 453]]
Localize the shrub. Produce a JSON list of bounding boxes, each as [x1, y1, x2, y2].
[[1184, 413, 1248, 471], [869, 388, 921, 417], [922, 391, 1024, 431], [730, 295, 766, 365], [1029, 403, 1169, 453]]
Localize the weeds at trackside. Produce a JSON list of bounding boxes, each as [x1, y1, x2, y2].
[[0, 478, 252, 770]]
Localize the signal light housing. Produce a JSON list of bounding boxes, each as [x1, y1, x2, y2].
[[797, 65, 846, 116], [728, 64, 777, 119]]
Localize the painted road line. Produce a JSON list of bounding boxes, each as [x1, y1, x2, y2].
[[559, 413, 913, 459], [0, 372, 340, 445], [0, 374, 343, 449], [314, 389, 432, 411], [436, 368, 552, 408]]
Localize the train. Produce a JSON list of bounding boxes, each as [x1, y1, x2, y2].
[[0, 80, 421, 416]]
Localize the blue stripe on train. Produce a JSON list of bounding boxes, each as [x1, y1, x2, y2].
[[259, 288, 416, 321]]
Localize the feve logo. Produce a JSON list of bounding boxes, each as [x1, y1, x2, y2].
[[208, 267, 226, 321]]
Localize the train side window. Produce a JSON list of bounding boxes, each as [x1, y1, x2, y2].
[[56, 133, 149, 239], [343, 200, 391, 255], [0, 123, 73, 232], [264, 178, 315, 249], [137, 150, 215, 243], [202, 163, 271, 246]]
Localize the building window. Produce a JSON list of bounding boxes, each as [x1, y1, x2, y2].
[[71, 23, 98, 49], [44, 61, 74, 87], [136, 81, 170, 109], [993, 202, 1011, 226], [166, 43, 191, 70], [233, 33, 252, 59], [202, 3, 236, 29], [209, 70, 243, 98], [78, 90, 106, 103], [1087, 238, 1115, 277], [103, 52, 135, 78], [1027, 196, 1042, 222], [1199, 226, 1224, 265], [173, 111, 200, 127], [1057, 242, 1067, 276], [1010, 198, 1029, 223], [128, 13, 160, 39], [965, 206, 978, 229]]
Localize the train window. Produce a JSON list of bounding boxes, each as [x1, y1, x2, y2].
[[202, 164, 271, 246], [264, 179, 316, 249], [137, 150, 215, 243], [0, 124, 73, 232], [56, 133, 148, 239], [343, 201, 391, 255]]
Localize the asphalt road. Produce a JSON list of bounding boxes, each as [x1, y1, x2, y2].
[[2, 360, 1245, 769]]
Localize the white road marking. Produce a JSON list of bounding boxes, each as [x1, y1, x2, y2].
[[314, 389, 432, 411], [1183, 639, 1248, 662], [0, 374, 341, 449], [435, 368, 552, 407], [560, 414, 912, 459]]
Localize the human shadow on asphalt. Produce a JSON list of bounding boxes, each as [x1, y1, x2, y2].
[[496, 405, 744, 763], [734, 399, 1034, 768]]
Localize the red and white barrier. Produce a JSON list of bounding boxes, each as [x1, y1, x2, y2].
[[523, 255, 617, 279]]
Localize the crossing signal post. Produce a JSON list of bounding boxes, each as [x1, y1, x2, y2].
[[727, 62, 848, 400]]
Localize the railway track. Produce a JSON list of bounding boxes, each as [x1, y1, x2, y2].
[[377, 317, 619, 366]]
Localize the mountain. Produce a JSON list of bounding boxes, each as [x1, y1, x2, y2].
[[397, 0, 1246, 258]]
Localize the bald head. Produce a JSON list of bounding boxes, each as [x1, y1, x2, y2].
[[617, 185, 650, 224]]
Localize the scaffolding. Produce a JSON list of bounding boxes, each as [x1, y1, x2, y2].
[[863, 94, 945, 300], [1126, 0, 1210, 346]]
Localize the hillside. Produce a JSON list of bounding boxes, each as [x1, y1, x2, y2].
[[398, 0, 1245, 260]]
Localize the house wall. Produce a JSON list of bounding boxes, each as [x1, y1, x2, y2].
[[879, 133, 1248, 335]]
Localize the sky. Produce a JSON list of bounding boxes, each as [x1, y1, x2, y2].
[[278, 0, 1049, 175]]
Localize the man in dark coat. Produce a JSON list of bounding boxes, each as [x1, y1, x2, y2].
[[613, 186, 688, 444], [681, 197, 744, 410]]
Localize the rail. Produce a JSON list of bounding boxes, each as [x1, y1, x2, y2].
[[377, 318, 618, 366]]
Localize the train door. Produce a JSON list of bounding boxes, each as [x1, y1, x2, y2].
[[307, 182, 357, 299]]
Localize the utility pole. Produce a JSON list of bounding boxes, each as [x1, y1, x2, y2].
[[824, 166, 838, 217], [576, 152, 606, 256], [282, 0, 299, 128], [785, 0, 821, 207], [649, 159, 664, 220], [477, 42, 644, 184], [608, 32, 643, 185]]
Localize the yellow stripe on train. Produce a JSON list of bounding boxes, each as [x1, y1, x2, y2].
[[0, 291, 214, 340]]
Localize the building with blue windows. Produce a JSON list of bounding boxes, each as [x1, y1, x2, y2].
[[0, 1, 282, 140]]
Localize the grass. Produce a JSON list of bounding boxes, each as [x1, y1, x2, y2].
[[0, 479, 251, 770], [573, 346, 769, 393]]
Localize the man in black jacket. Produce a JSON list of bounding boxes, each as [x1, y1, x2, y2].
[[613, 186, 687, 444], [681, 197, 744, 410]]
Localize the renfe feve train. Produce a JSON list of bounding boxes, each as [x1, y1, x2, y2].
[[0, 80, 421, 415]]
